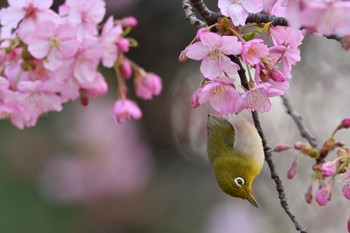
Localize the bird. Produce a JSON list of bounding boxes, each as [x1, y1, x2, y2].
[[207, 114, 264, 207]]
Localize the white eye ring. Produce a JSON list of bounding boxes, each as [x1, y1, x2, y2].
[[234, 177, 245, 187]]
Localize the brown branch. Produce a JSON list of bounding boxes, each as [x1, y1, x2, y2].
[[234, 58, 308, 233], [281, 95, 318, 148], [182, 0, 206, 29], [189, 0, 221, 26], [251, 112, 308, 233]]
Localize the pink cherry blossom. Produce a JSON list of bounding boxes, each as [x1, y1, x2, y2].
[[195, 78, 240, 116], [28, 20, 79, 71], [237, 83, 272, 113], [218, 0, 264, 26], [100, 16, 123, 68], [315, 184, 332, 206], [320, 161, 337, 177], [285, 0, 350, 35], [270, 26, 303, 77], [135, 71, 162, 100], [111, 99, 142, 123], [186, 31, 242, 79], [73, 37, 103, 85], [4, 80, 63, 128], [59, 0, 106, 40], [81, 72, 108, 98], [241, 39, 269, 65], [0, 0, 55, 29]]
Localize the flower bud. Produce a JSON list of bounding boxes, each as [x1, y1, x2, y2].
[[179, 49, 188, 63], [320, 161, 337, 177], [315, 185, 332, 206], [117, 38, 130, 53], [191, 92, 200, 108], [340, 118, 350, 129], [305, 184, 313, 204], [342, 185, 350, 200], [321, 138, 335, 157], [120, 16, 138, 27], [119, 60, 132, 79], [294, 141, 303, 150], [273, 144, 292, 152], [287, 160, 297, 179]]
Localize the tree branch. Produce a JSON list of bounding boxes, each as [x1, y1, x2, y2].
[[234, 58, 308, 233], [182, 0, 206, 29], [251, 112, 308, 233], [281, 95, 318, 148]]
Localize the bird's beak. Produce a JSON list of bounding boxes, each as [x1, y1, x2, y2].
[[244, 188, 260, 208]]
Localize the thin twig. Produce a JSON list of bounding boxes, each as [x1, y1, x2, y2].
[[234, 57, 308, 233], [251, 112, 308, 233], [182, 0, 206, 29], [281, 95, 318, 148], [190, 0, 221, 26]]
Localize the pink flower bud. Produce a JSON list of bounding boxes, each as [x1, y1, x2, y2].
[[287, 160, 297, 179], [294, 141, 303, 150], [315, 185, 332, 206], [342, 185, 350, 200], [119, 60, 132, 79], [117, 38, 130, 53], [340, 118, 350, 129], [320, 161, 337, 177], [305, 184, 313, 204], [120, 16, 138, 27], [273, 144, 292, 152], [110, 99, 142, 123], [191, 92, 200, 108]]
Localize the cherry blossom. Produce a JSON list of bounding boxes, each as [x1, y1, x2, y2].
[[194, 78, 240, 116], [186, 31, 242, 79], [111, 99, 142, 123], [135, 71, 162, 100], [218, 0, 264, 26]]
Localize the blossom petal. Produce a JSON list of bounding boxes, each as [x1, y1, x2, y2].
[[200, 56, 222, 79], [242, 0, 263, 13], [186, 42, 209, 60], [219, 54, 240, 74], [220, 36, 242, 55]]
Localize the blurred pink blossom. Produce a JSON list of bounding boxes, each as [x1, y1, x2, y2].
[[111, 99, 142, 123], [218, 0, 263, 26], [39, 102, 153, 203]]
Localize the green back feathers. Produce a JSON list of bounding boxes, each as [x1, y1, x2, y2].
[[207, 114, 235, 164]]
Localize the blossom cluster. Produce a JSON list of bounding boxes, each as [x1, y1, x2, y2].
[[220, 0, 350, 37], [273, 118, 350, 206], [181, 22, 303, 115], [0, 0, 162, 129], [181, 0, 350, 116]]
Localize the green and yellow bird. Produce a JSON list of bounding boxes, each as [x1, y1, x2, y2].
[[207, 114, 264, 207]]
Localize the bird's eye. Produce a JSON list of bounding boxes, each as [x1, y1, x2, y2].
[[234, 177, 245, 187]]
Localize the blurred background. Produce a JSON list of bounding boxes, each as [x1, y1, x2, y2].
[[0, 0, 350, 233]]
